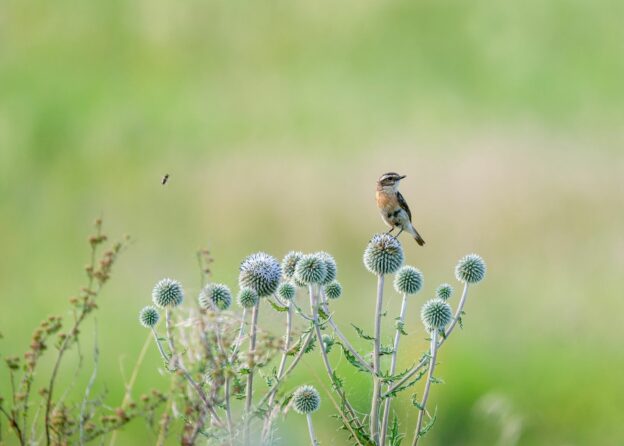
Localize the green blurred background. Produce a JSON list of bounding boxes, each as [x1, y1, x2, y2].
[[1, 0, 623, 444]]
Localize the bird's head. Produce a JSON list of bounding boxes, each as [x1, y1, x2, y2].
[[377, 172, 406, 191]]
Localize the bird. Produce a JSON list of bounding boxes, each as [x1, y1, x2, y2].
[[376, 172, 425, 245], [161, 174, 169, 185]]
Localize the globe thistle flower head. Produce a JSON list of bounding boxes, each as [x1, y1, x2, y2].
[[199, 283, 232, 311], [315, 251, 337, 285], [292, 385, 321, 414], [237, 287, 259, 309], [363, 234, 404, 275], [294, 254, 327, 285], [239, 252, 282, 297], [436, 283, 453, 301], [421, 298, 453, 331], [281, 251, 303, 280], [277, 282, 296, 301], [152, 278, 184, 308], [322, 334, 335, 353], [139, 306, 160, 328], [393, 265, 424, 295], [455, 254, 486, 284], [324, 281, 342, 300]]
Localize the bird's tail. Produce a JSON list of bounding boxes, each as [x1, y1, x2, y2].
[[411, 227, 425, 246]]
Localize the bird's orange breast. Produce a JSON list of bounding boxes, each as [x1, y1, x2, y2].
[[376, 190, 397, 212]]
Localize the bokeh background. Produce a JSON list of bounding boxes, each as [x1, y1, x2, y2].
[[1, 0, 623, 444]]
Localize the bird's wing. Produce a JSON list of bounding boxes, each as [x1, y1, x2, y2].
[[396, 191, 412, 222]]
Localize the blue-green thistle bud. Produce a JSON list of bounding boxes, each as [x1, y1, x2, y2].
[[152, 278, 184, 308], [315, 251, 337, 285], [294, 254, 327, 285], [139, 306, 160, 328], [277, 282, 296, 301], [292, 385, 321, 414], [324, 281, 342, 299], [199, 283, 232, 311], [393, 266, 423, 295], [455, 254, 486, 284], [363, 234, 404, 275], [237, 287, 259, 309], [435, 283, 453, 301], [322, 334, 335, 353], [282, 251, 303, 280], [421, 298, 453, 331], [239, 252, 282, 297]]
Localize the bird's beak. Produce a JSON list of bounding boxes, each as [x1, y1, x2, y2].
[[399, 175, 406, 180]]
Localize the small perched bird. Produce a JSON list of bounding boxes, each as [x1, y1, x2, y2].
[[161, 174, 169, 185], [376, 172, 425, 245]]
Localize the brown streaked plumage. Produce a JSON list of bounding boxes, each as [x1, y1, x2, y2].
[[376, 172, 425, 246]]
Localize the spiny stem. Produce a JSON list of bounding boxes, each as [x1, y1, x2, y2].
[[262, 301, 293, 440], [225, 376, 234, 443], [380, 293, 408, 445], [412, 330, 438, 446], [382, 283, 470, 398], [308, 285, 362, 432], [306, 413, 319, 446], [244, 301, 260, 445], [370, 274, 385, 444], [165, 309, 223, 426], [229, 308, 247, 363], [318, 290, 374, 374], [254, 331, 313, 411]]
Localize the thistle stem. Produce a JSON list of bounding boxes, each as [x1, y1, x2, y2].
[[244, 301, 260, 445], [229, 307, 247, 363], [308, 285, 362, 430], [412, 330, 438, 446], [254, 332, 313, 410], [151, 328, 169, 366], [382, 283, 469, 398], [306, 413, 319, 446], [380, 293, 408, 445], [224, 376, 234, 443], [369, 274, 384, 444], [165, 309, 223, 426], [262, 301, 293, 440], [319, 289, 374, 374]]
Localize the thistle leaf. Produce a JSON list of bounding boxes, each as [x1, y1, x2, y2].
[[351, 323, 375, 341]]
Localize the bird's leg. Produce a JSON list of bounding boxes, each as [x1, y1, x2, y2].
[[394, 228, 404, 239], [385, 227, 395, 235]]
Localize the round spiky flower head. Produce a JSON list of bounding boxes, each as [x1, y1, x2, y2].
[[315, 251, 337, 285], [324, 281, 342, 300], [294, 254, 327, 285], [277, 282, 296, 301], [322, 334, 335, 353], [239, 252, 282, 297], [237, 287, 259, 309], [455, 254, 486, 284], [199, 283, 232, 311], [292, 385, 321, 414], [281, 251, 303, 280], [393, 266, 423, 295], [436, 283, 453, 301], [421, 298, 453, 331], [363, 234, 404, 275], [152, 278, 184, 308], [139, 306, 160, 328]]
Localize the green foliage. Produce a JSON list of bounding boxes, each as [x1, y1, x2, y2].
[[351, 323, 375, 341]]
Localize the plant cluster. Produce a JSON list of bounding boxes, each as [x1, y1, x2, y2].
[[0, 220, 166, 446], [140, 234, 485, 445]]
